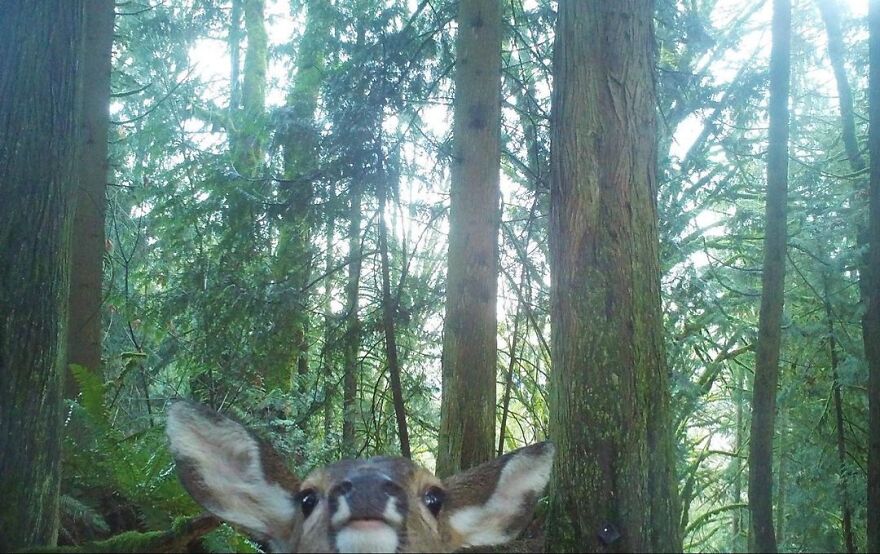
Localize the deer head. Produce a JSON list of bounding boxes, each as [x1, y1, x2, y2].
[[165, 401, 554, 553]]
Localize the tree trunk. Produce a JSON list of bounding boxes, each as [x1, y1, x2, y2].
[[545, 2, 681, 551], [748, 1, 791, 551], [817, 4, 866, 550], [866, 0, 880, 550], [271, 0, 331, 392], [235, 0, 267, 177], [0, 2, 85, 549], [342, 180, 363, 458], [378, 149, 411, 459], [823, 275, 856, 553], [733, 368, 745, 552], [817, 0, 867, 174], [322, 215, 336, 445], [66, 0, 115, 397], [224, 0, 267, 263], [229, 0, 242, 111], [437, 0, 502, 478], [775, 421, 786, 548]]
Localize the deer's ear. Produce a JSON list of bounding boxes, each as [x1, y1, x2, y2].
[[165, 401, 300, 538], [443, 442, 555, 548]]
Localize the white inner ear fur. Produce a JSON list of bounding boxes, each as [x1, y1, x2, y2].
[[166, 405, 294, 536], [449, 446, 555, 547]]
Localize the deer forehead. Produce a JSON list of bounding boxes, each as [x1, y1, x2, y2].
[[301, 456, 441, 496]]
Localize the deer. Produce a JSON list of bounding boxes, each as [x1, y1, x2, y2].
[[165, 401, 554, 553]]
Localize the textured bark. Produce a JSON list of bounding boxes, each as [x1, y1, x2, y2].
[[545, 2, 681, 552], [342, 181, 363, 458], [748, 1, 791, 552], [437, 0, 502, 478], [867, 0, 880, 550], [0, 1, 85, 549], [271, 0, 331, 391], [66, 0, 115, 396]]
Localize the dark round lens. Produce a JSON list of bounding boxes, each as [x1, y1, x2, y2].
[[423, 486, 445, 517], [300, 489, 319, 518]]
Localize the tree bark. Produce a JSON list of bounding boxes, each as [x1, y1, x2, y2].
[[775, 421, 786, 547], [271, 0, 332, 392], [816, 0, 867, 174], [224, 0, 267, 263], [748, 1, 791, 552], [0, 1, 85, 549], [229, 0, 242, 111], [234, 0, 267, 177], [342, 180, 363, 458], [545, 2, 681, 551], [866, 0, 880, 550], [378, 149, 411, 459], [823, 276, 856, 553], [732, 368, 745, 552], [437, 0, 502, 478], [66, 0, 115, 397], [322, 215, 336, 445], [817, 4, 866, 551], [437, 0, 501, 477]]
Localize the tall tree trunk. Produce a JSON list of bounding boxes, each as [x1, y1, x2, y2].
[[0, 2, 85, 549], [866, 0, 880, 549], [817, 0, 867, 174], [545, 2, 681, 551], [235, 0, 267, 176], [342, 181, 363, 458], [817, 4, 865, 551], [322, 215, 336, 446], [733, 367, 745, 552], [271, 0, 331, 392], [775, 421, 786, 547], [229, 0, 242, 112], [378, 149, 410, 459], [437, 0, 502, 478], [823, 276, 856, 553], [497, 301, 523, 457], [66, 0, 115, 396], [748, 1, 791, 551], [226, 0, 267, 259]]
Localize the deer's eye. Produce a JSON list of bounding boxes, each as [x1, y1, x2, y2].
[[299, 489, 319, 518], [423, 486, 445, 517]]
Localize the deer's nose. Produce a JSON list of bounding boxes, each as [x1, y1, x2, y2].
[[329, 474, 407, 524]]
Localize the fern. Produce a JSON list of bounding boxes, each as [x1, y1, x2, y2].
[[70, 363, 109, 427]]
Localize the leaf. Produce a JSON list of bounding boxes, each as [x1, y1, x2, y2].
[[70, 363, 109, 427]]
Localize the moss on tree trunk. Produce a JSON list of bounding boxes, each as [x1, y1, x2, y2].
[[0, 1, 85, 549], [545, 2, 681, 551]]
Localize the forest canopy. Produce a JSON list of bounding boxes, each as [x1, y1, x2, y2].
[[0, 0, 878, 553]]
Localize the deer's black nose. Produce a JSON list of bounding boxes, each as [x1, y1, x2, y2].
[[329, 473, 407, 523]]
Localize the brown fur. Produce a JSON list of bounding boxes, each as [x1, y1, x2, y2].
[[166, 401, 554, 553]]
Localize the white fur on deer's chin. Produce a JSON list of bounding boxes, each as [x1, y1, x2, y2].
[[335, 522, 399, 553]]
